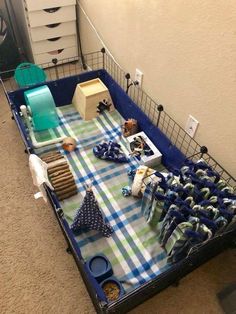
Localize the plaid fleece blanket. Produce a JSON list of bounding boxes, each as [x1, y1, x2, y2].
[[35, 105, 169, 291]]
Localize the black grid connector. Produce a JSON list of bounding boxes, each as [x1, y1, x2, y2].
[[101, 48, 106, 68], [200, 146, 208, 158], [52, 58, 59, 80], [52, 58, 58, 65], [125, 73, 138, 94], [156, 104, 164, 127]]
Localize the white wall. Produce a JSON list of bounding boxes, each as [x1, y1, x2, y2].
[[78, 0, 236, 178]]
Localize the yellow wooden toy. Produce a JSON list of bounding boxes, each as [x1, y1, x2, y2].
[[72, 78, 114, 120]]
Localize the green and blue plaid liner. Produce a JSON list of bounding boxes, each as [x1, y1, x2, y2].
[[35, 105, 169, 291]]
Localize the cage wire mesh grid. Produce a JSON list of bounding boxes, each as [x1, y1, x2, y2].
[[0, 49, 235, 189]]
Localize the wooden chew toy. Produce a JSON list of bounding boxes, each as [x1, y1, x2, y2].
[[122, 119, 138, 137], [40, 151, 78, 201]]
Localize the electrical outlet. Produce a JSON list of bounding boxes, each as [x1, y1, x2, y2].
[[135, 69, 143, 87], [185, 115, 199, 138]]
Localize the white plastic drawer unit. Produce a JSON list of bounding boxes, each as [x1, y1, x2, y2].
[[34, 46, 78, 65], [32, 35, 77, 54], [30, 21, 76, 42], [27, 5, 76, 28], [25, 0, 76, 11]]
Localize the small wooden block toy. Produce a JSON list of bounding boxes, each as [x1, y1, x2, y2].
[[122, 119, 138, 137]]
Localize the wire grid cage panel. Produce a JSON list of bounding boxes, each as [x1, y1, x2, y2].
[[0, 49, 235, 189], [101, 52, 235, 189], [0, 51, 103, 92]]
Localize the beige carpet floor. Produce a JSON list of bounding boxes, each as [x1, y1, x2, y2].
[[0, 84, 235, 314]]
